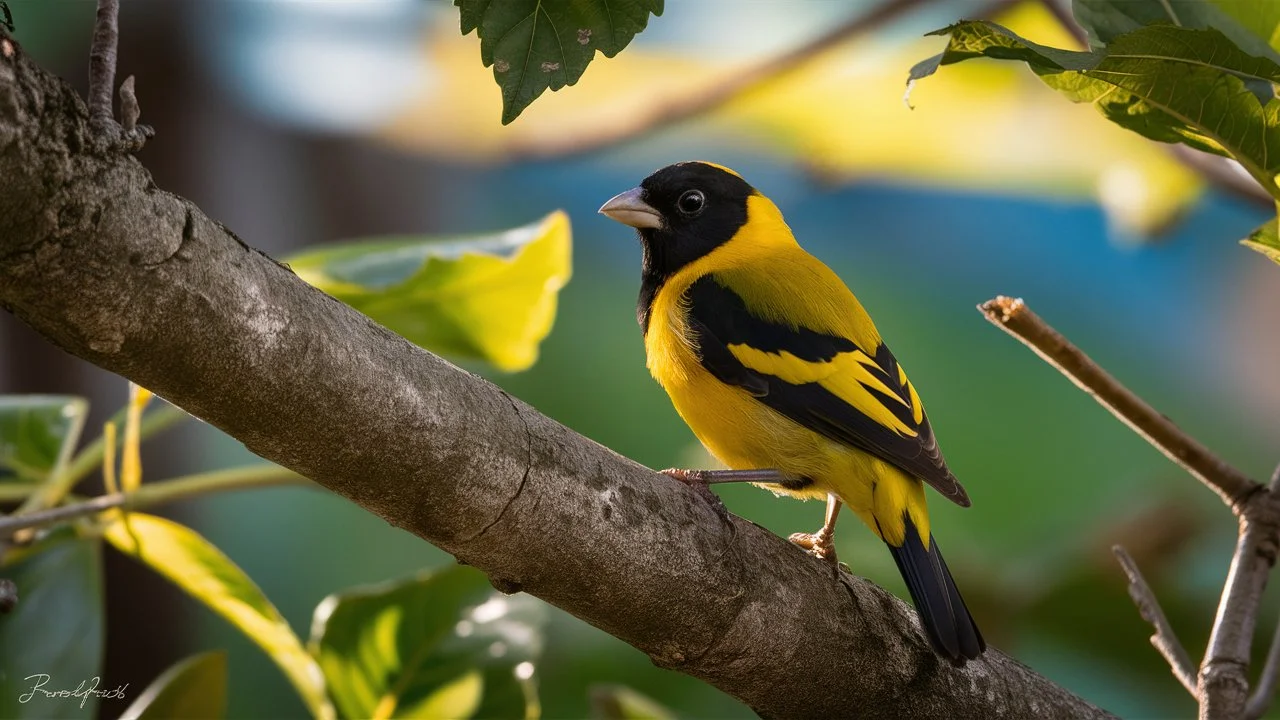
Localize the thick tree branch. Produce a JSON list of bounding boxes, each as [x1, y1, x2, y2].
[[978, 297, 1261, 513], [0, 32, 1114, 719]]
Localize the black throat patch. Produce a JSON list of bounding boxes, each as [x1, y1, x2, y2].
[[632, 163, 754, 334]]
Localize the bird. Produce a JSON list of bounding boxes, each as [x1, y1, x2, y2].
[[598, 161, 985, 664]]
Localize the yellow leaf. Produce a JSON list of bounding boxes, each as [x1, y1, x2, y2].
[[104, 514, 334, 720]]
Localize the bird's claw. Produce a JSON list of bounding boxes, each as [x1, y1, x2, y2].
[[661, 468, 701, 484], [789, 530, 837, 563], [661, 468, 731, 524]]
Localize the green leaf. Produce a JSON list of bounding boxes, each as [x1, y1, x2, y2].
[[1241, 215, 1280, 265], [119, 651, 228, 720], [0, 396, 87, 483], [589, 685, 676, 720], [911, 22, 1280, 198], [103, 514, 334, 720], [310, 565, 546, 720], [456, 0, 664, 124], [0, 528, 104, 720], [289, 210, 572, 373], [1072, 0, 1280, 60]]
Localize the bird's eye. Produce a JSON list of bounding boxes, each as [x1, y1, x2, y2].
[[677, 190, 705, 216]]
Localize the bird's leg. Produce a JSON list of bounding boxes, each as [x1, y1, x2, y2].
[[660, 468, 792, 485], [660, 468, 792, 523], [789, 494, 842, 566]]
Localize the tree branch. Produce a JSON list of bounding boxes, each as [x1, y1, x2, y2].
[[509, 0, 1020, 160], [87, 0, 119, 131], [1112, 545, 1197, 695], [979, 296, 1280, 719], [1245, 591, 1280, 720], [0, 493, 123, 539], [1244, 467, 1280, 720], [977, 297, 1261, 513], [0, 31, 1115, 719]]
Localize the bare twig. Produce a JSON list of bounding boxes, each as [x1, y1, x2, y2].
[[87, 0, 119, 131], [119, 74, 139, 132], [1244, 611, 1280, 720], [85, 0, 151, 150], [0, 465, 306, 540], [978, 297, 1261, 512], [1113, 545, 1198, 695], [1200, 509, 1280, 719], [1170, 146, 1274, 210], [510, 0, 1020, 159], [0, 494, 124, 539]]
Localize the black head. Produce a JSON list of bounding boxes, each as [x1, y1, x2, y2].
[[599, 162, 755, 329]]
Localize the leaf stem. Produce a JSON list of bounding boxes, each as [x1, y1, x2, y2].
[[12, 403, 186, 518], [977, 296, 1261, 513]]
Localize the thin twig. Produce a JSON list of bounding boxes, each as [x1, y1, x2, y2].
[[1169, 146, 1274, 210], [87, 0, 119, 131], [119, 74, 139, 132], [1245, 611, 1280, 720], [978, 296, 1261, 513], [0, 464, 306, 539], [0, 494, 123, 539], [11, 403, 185, 520], [510, 0, 1020, 159], [1113, 545, 1198, 695]]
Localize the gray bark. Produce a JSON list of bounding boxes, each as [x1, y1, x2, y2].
[[0, 31, 1113, 719]]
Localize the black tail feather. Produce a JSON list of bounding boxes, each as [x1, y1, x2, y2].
[[883, 514, 985, 664]]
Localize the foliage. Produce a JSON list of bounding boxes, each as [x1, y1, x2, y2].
[[0, 391, 550, 720], [456, 0, 664, 123], [912, 4, 1280, 265], [589, 684, 675, 720], [0, 396, 86, 484], [104, 512, 334, 720], [118, 651, 228, 720], [311, 565, 546, 719], [0, 527, 104, 720], [289, 211, 572, 372]]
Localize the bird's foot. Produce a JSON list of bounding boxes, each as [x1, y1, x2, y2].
[[788, 530, 833, 558], [789, 529, 837, 563], [661, 468, 731, 523]]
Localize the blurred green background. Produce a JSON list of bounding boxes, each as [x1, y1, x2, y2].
[[1, 1, 1277, 718]]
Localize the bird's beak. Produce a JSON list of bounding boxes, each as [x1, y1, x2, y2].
[[598, 187, 663, 230]]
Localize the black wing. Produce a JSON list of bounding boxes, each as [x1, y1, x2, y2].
[[685, 275, 969, 507]]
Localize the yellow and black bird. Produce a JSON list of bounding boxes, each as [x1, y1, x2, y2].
[[599, 161, 984, 663]]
